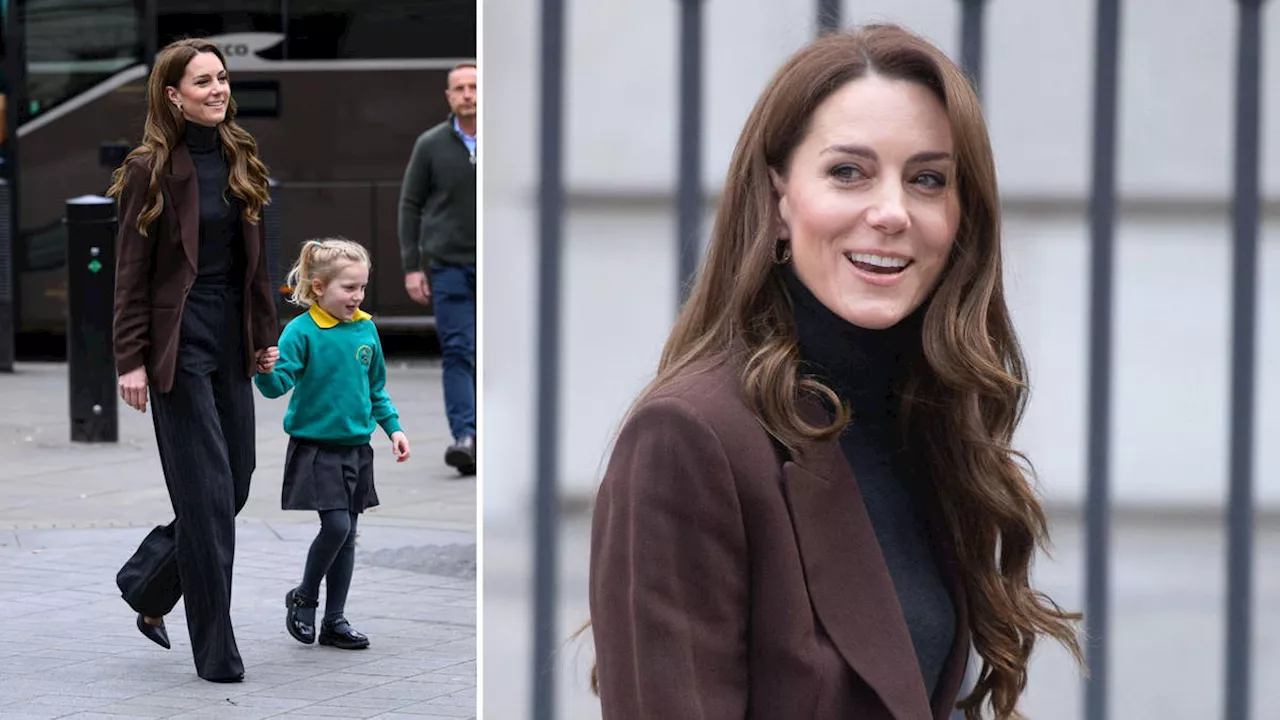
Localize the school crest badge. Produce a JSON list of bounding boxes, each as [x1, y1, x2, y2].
[[356, 344, 374, 366]]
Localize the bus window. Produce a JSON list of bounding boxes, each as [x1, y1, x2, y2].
[[157, 0, 284, 56], [286, 0, 475, 60], [25, 0, 143, 125]]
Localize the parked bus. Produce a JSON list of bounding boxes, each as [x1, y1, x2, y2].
[[10, 0, 474, 351]]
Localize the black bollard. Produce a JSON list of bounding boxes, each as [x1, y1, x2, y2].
[[65, 195, 119, 443]]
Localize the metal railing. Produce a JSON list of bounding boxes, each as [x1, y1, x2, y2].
[[532, 0, 567, 717]]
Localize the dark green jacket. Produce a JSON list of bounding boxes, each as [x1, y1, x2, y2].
[[397, 116, 476, 270]]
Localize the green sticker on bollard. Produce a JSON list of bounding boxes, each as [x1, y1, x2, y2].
[[88, 259, 102, 274]]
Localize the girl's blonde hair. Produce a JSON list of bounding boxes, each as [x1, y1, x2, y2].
[[285, 237, 372, 307]]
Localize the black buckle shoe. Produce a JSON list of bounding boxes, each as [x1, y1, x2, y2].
[[318, 616, 370, 650], [136, 613, 170, 649], [285, 587, 318, 644]]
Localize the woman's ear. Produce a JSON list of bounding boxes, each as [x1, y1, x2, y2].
[[769, 168, 791, 239], [768, 168, 785, 194]]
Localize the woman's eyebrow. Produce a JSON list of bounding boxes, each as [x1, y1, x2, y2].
[[820, 144, 952, 164]]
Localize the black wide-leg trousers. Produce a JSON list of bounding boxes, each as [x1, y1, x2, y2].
[[115, 285, 255, 681]]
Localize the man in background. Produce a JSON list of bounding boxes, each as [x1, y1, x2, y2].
[[398, 62, 477, 477]]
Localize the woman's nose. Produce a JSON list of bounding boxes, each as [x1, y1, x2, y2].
[[865, 182, 909, 235]]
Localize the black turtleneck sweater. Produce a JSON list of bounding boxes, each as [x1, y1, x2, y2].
[[186, 122, 244, 287], [787, 270, 955, 699]]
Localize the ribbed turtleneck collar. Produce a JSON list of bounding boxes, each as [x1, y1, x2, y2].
[[184, 121, 220, 154], [787, 269, 922, 420]]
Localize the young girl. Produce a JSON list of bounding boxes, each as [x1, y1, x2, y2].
[[256, 237, 411, 650]]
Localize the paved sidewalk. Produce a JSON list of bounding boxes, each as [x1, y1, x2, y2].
[[0, 361, 476, 720]]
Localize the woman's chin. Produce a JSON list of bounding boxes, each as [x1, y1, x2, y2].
[[835, 300, 910, 331]]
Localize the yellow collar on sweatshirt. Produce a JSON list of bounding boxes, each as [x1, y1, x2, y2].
[[309, 303, 372, 328]]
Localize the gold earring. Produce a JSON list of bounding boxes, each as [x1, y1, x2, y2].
[[773, 238, 791, 265]]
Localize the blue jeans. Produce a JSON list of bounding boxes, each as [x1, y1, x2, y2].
[[429, 263, 476, 441]]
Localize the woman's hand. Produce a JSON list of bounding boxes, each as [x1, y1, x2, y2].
[[118, 366, 149, 413], [391, 431, 411, 462], [255, 346, 279, 374]]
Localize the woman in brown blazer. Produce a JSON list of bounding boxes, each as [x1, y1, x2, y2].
[[108, 38, 279, 683], [588, 25, 1083, 719]]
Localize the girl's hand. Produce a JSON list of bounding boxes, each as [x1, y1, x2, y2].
[[255, 346, 279, 374], [391, 431, 411, 462], [118, 366, 149, 413]]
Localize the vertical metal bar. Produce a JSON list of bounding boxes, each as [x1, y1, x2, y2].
[[1225, 2, 1265, 718], [0, 180, 12, 372], [279, 0, 289, 60], [532, 0, 565, 716], [677, 0, 703, 306], [1, 0, 26, 371], [958, 0, 987, 98], [144, 0, 158, 66], [817, 0, 840, 34], [1085, 1, 1121, 719]]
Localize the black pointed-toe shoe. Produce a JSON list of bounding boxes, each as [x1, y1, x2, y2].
[[285, 587, 318, 645], [318, 616, 370, 650], [136, 613, 170, 649]]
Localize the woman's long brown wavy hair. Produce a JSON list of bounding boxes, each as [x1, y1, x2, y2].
[[106, 38, 271, 234], [586, 24, 1083, 719]]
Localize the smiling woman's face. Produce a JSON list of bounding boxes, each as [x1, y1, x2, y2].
[[773, 74, 960, 330], [167, 51, 230, 127]]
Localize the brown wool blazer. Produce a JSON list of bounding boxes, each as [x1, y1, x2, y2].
[[589, 352, 971, 720], [112, 143, 279, 394]]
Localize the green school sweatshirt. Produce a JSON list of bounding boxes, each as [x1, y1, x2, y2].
[[255, 304, 403, 445]]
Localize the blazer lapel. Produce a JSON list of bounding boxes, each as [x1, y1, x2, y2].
[[780, 402, 934, 720], [163, 144, 199, 272], [241, 212, 260, 289]]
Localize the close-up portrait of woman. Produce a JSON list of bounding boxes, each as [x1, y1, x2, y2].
[[586, 23, 1084, 720]]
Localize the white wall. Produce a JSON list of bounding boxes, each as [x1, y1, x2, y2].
[[483, 0, 1280, 521]]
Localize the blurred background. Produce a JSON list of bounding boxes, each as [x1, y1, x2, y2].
[[484, 1, 1280, 719]]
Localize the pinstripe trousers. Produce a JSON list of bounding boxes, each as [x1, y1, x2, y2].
[[117, 285, 255, 681]]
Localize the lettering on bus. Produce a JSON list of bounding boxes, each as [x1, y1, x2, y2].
[[221, 43, 254, 58], [205, 32, 285, 69]]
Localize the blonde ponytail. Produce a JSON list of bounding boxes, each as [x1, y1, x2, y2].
[[284, 237, 372, 307]]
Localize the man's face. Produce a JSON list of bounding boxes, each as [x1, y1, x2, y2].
[[446, 66, 477, 120]]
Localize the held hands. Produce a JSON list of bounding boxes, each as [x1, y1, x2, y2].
[[255, 346, 279, 374], [118, 366, 149, 414], [391, 431, 411, 462]]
